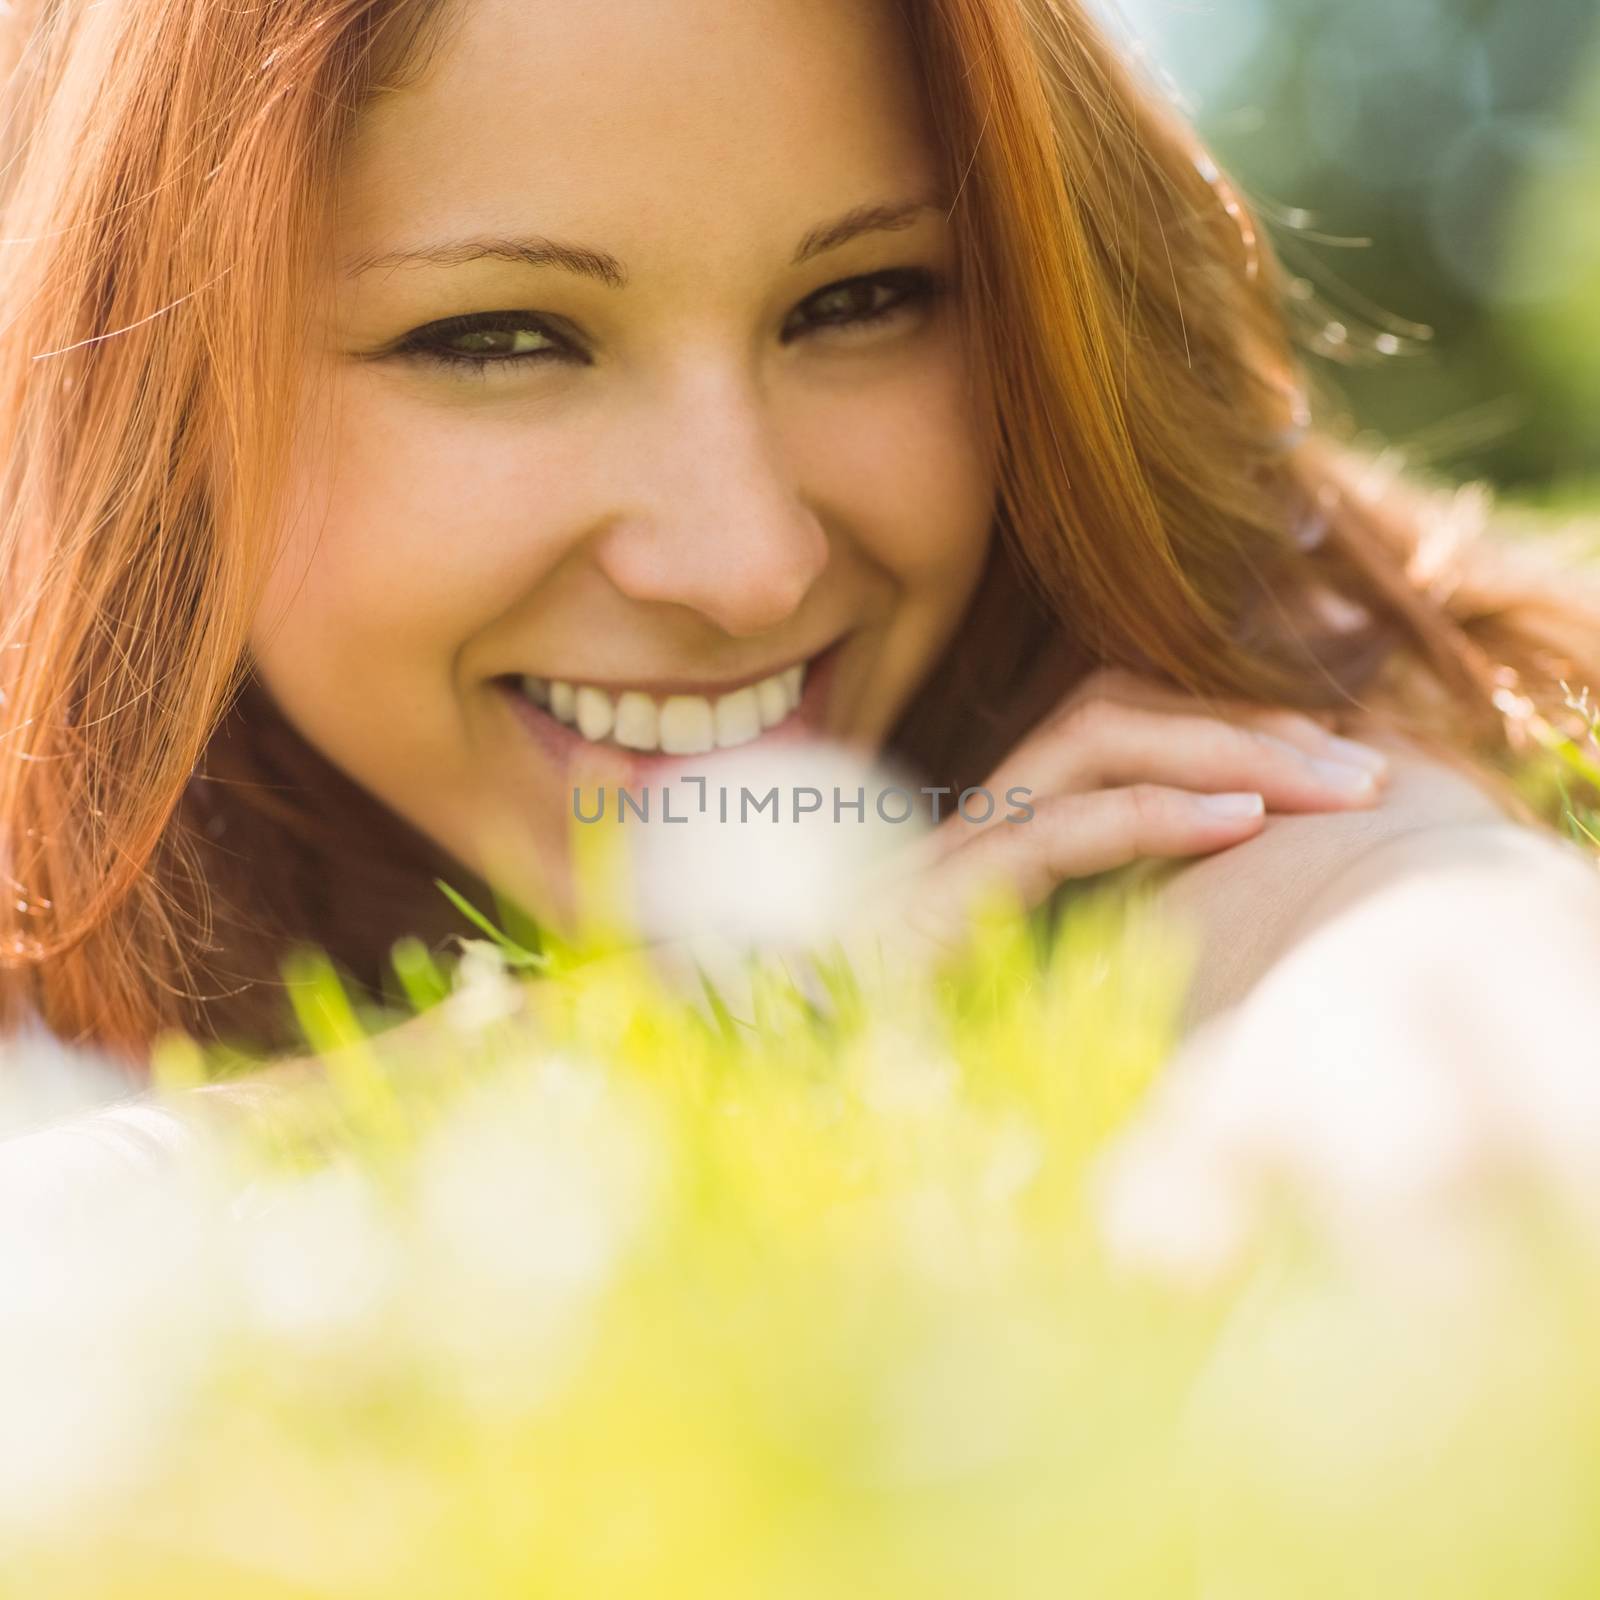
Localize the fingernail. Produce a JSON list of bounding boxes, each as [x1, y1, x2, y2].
[[1197, 791, 1265, 818], [1320, 735, 1390, 774], [1308, 757, 1377, 795]]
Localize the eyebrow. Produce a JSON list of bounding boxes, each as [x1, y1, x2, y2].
[[341, 197, 941, 285]]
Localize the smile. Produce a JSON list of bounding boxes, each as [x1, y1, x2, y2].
[[504, 638, 849, 765], [520, 662, 804, 755]]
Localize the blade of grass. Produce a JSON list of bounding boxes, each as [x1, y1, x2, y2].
[[389, 936, 455, 1013], [434, 879, 550, 969], [281, 946, 408, 1155]]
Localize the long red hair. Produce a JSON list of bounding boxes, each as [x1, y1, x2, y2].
[[4, 0, 1599, 1064]]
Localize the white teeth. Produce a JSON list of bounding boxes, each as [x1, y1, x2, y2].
[[519, 658, 811, 752], [574, 685, 614, 742], [659, 696, 715, 755], [755, 675, 789, 729], [612, 691, 659, 751], [714, 687, 762, 748]]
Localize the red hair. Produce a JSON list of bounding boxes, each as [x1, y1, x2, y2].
[[3, 0, 1598, 1063]]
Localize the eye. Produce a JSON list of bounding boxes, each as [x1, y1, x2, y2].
[[783, 267, 947, 343], [385, 310, 578, 374]]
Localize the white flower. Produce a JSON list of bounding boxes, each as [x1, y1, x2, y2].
[[849, 1022, 960, 1118], [1093, 825, 1600, 1286], [629, 739, 929, 952], [0, 1109, 229, 1528], [404, 1055, 664, 1415], [0, 1015, 140, 1137], [233, 1158, 399, 1347], [444, 937, 525, 1029]]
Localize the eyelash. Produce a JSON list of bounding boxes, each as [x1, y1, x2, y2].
[[384, 267, 948, 376]]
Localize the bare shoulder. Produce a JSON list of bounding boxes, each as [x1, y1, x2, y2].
[[1145, 715, 1569, 1031]]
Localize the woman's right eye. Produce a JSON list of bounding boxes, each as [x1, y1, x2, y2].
[[385, 311, 579, 374]]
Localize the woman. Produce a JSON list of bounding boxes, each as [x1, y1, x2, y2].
[[2, 0, 1598, 1069]]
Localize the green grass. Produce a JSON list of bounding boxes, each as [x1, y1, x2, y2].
[[12, 734, 1600, 1597]]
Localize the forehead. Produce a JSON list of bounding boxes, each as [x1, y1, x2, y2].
[[337, 0, 943, 261]]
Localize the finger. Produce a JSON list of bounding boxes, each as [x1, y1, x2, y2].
[[1050, 668, 1389, 770], [879, 782, 1266, 952], [1233, 705, 1391, 772], [918, 702, 1384, 865], [991, 699, 1385, 808]]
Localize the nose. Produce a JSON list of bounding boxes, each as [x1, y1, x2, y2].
[[590, 368, 831, 638]]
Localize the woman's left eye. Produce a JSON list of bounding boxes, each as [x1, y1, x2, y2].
[[784, 267, 947, 341]]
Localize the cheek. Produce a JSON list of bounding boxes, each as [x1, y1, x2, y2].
[[794, 346, 995, 594], [254, 389, 586, 666]]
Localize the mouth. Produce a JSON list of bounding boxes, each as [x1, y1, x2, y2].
[[497, 635, 850, 781]]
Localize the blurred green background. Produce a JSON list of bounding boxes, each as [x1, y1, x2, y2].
[[1101, 0, 1600, 500]]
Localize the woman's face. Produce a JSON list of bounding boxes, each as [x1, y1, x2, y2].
[[249, 0, 996, 926]]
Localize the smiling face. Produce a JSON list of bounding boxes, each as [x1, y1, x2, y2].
[[247, 0, 997, 930]]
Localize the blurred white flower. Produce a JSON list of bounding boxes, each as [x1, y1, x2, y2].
[[444, 937, 525, 1029], [0, 1015, 143, 1137], [405, 1054, 664, 1415], [975, 1116, 1047, 1212], [851, 1023, 960, 1118], [233, 1158, 399, 1348], [629, 738, 928, 952], [0, 1109, 229, 1530], [1093, 825, 1600, 1285]]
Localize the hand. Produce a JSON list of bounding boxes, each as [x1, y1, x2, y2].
[[840, 666, 1393, 963]]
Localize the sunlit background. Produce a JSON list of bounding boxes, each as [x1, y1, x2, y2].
[[1101, 0, 1600, 499]]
